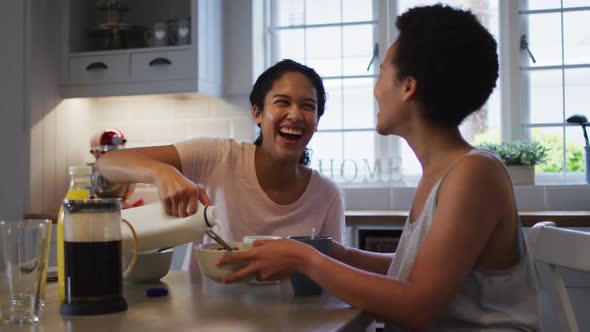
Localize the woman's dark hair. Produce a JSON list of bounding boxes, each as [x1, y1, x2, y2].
[[393, 4, 499, 127], [250, 59, 326, 166]]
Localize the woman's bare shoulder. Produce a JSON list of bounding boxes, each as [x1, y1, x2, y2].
[[437, 151, 514, 215], [451, 151, 509, 186]]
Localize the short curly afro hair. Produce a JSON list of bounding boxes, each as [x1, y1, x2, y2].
[[393, 4, 499, 127]]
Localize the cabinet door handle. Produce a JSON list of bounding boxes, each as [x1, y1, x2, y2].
[[149, 57, 173, 66], [86, 62, 108, 71]]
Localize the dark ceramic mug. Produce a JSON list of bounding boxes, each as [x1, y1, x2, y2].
[[288, 236, 332, 296]]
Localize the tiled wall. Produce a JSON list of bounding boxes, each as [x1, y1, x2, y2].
[[31, 93, 254, 215], [64, 93, 253, 150]]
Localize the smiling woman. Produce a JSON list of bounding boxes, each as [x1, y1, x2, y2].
[[250, 59, 326, 166], [94, 59, 345, 275]]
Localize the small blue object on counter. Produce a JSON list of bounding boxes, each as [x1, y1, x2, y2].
[[146, 287, 169, 297]]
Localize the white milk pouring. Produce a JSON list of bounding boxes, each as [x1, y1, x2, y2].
[[120, 202, 219, 253]]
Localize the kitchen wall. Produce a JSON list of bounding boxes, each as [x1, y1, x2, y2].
[[0, 1, 29, 219], [32, 94, 254, 215]]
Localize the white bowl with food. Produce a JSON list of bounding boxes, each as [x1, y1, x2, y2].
[[195, 242, 251, 283], [123, 247, 174, 284]]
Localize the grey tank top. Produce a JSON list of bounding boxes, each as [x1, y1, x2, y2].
[[385, 149, 540, 332]]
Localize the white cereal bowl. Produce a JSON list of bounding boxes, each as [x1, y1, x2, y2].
[[123, 248, 174, 284], [195, 242, 251, 283]]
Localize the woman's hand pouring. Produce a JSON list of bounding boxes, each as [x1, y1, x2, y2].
[[153, 164, 211, 217]]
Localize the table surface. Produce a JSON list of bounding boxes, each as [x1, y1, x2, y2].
[[7, 272, 373, 332]]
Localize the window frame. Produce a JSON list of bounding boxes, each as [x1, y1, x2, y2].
[[262, 0, 405, 186], [258, 0, 589, 187], [516, 1, 590, 184]]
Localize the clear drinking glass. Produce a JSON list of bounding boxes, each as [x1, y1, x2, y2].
[[38, 221, 52, 307], [0, 219, 52, 324]]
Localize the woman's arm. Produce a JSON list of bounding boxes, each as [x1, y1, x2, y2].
[[95, 145, 182, 184], [220, 155, 510, 330], [320, 189, 394, 275], [95, 145, 210, 216], [331, 241, 393, 275]]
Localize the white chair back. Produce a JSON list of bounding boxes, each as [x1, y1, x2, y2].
[[527, 221, 590, 332]]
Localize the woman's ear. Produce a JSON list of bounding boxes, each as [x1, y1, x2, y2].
[[401, 77, 417, 102], [252, 105, 262, 126]]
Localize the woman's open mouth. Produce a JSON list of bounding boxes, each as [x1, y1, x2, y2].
[[278, 127, 304, 143]]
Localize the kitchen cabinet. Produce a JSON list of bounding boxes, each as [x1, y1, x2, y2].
[[60, 0, 223, 98]]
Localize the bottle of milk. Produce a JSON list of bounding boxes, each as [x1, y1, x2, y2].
[[120, 202, 219, 253]]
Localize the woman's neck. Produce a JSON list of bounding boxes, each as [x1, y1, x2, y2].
[[254, 146, 305, 190], [403, 121, 472, 174]]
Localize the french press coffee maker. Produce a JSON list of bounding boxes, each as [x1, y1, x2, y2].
[[60, 198, 128, 315]]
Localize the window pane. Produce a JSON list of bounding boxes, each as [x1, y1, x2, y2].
[[565, 126, 587, 173], [563, 11, 590, 65], [309, 132, 345, 182], [270, 1, 380, 184], [344, 131, 375, 161], [563, 0, 590, 7], [399, 0, 498, 13], [530, 127, 563, 173], [309, 132, 379, 184], [343, 78, 374, 129], [305, 0, 341, 25], [523, 13, 562, 67], [342, 25, 374, 76], [309, 132, 342, 162], [461, 102, 501, 144], [274, 29, 305, 63], [519, 0, 560, 10], [343, 0, 373, 22], [342, 131, 375, 183], [306, 27, 342, 77], [469, 80, 502, 145], [525, 70, 563, 123], [320, 79, 343, 130], [273, 0, 304, 26], [401, 140, 421, 176], [565, 68, 590, 121]]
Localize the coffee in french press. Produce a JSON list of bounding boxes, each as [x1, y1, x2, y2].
[[60, 198, 128, 315]]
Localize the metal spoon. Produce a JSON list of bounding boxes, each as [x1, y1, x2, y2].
[[205, 229, 233, 251]]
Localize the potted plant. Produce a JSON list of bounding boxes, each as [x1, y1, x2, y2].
[[477, 141, 548, 185]]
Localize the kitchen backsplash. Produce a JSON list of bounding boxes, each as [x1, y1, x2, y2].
[[31, 93, 254, 215], [67, 93, 254, 150]]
